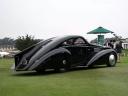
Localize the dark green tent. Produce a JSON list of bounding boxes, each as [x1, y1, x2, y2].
[[87, 27, 114, 46], [87, 26, 113, 34]]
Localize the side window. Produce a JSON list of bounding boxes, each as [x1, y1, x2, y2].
[[74, 38, 86, 45], [62, 39, 74, 46], [61, 37, 88, 46]]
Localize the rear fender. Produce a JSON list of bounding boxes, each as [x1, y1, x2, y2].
[[87, 49, 117, 66], [28, 47, 71, 70]]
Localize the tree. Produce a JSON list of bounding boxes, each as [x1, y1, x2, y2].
[[15, 34, 40, 51]]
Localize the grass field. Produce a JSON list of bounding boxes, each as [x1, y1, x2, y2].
[[0, 54, 128, 96]]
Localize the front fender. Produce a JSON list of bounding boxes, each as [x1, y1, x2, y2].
[[28, 47, 71, 70], [87, 49, 117, 66]]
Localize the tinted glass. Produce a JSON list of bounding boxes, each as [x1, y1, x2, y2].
[[74, 38, 86, 45]]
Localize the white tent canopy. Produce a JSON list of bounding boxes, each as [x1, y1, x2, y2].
[[0, 52, 9, 57]]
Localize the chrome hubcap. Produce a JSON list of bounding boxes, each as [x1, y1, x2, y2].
[[109, 54, 116, 65], [62, 60, 66, 65]]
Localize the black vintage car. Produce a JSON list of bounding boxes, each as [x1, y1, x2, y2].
[[14, 35, 117, 72]]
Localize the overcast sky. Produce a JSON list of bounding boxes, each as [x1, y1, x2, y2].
[[0, 0, 128, 41]]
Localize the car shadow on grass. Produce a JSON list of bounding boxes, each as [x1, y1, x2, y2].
[[12, 65, 108, 77]]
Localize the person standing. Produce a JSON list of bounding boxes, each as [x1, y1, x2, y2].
[[115, 41, 123, 62], [108, 41, 114, 48]]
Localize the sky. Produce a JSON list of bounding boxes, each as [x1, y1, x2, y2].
[[0, 0, 128, 41]]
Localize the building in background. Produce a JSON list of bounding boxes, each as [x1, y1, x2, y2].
[[122, 38, 128, 49], [0, 45, 16, 52]]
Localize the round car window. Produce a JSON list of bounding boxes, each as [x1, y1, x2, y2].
[[74, 38, 85, 45]]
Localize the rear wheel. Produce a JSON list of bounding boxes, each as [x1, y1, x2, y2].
[[106, 52, 117, 67], [54, 56, 71, 72], [63, 59, 71, 71]]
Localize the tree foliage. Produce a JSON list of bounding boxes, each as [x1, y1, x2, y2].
[[15, 34, 40, 51]]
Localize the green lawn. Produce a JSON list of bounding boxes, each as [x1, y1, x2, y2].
[[0, 56, 128, 96]]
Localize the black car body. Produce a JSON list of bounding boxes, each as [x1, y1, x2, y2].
[[14, 35, 117, 72]]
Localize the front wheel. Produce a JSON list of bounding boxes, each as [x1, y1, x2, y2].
[[106, 53, 117, 67]]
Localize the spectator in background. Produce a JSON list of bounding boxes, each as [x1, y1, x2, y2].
[[104, 40, 114, 48], [108, 41, 114, 49], [115, 41, 123, 62]]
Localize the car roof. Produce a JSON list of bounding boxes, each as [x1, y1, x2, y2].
[[53, 35, 85, 41]]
